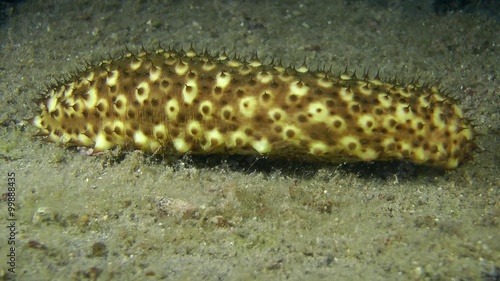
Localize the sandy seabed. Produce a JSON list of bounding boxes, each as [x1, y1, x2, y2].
[[0, 0, 499, 280]]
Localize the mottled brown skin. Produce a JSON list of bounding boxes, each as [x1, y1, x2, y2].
[[31, 47, 475, 168]]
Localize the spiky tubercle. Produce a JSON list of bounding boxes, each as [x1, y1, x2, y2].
[[31, 46, 476, 169]]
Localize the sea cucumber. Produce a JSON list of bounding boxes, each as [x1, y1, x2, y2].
[[31, 46, 475, 168]]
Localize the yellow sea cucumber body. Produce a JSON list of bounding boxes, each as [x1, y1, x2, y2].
[[31, 47, 475, 168]]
